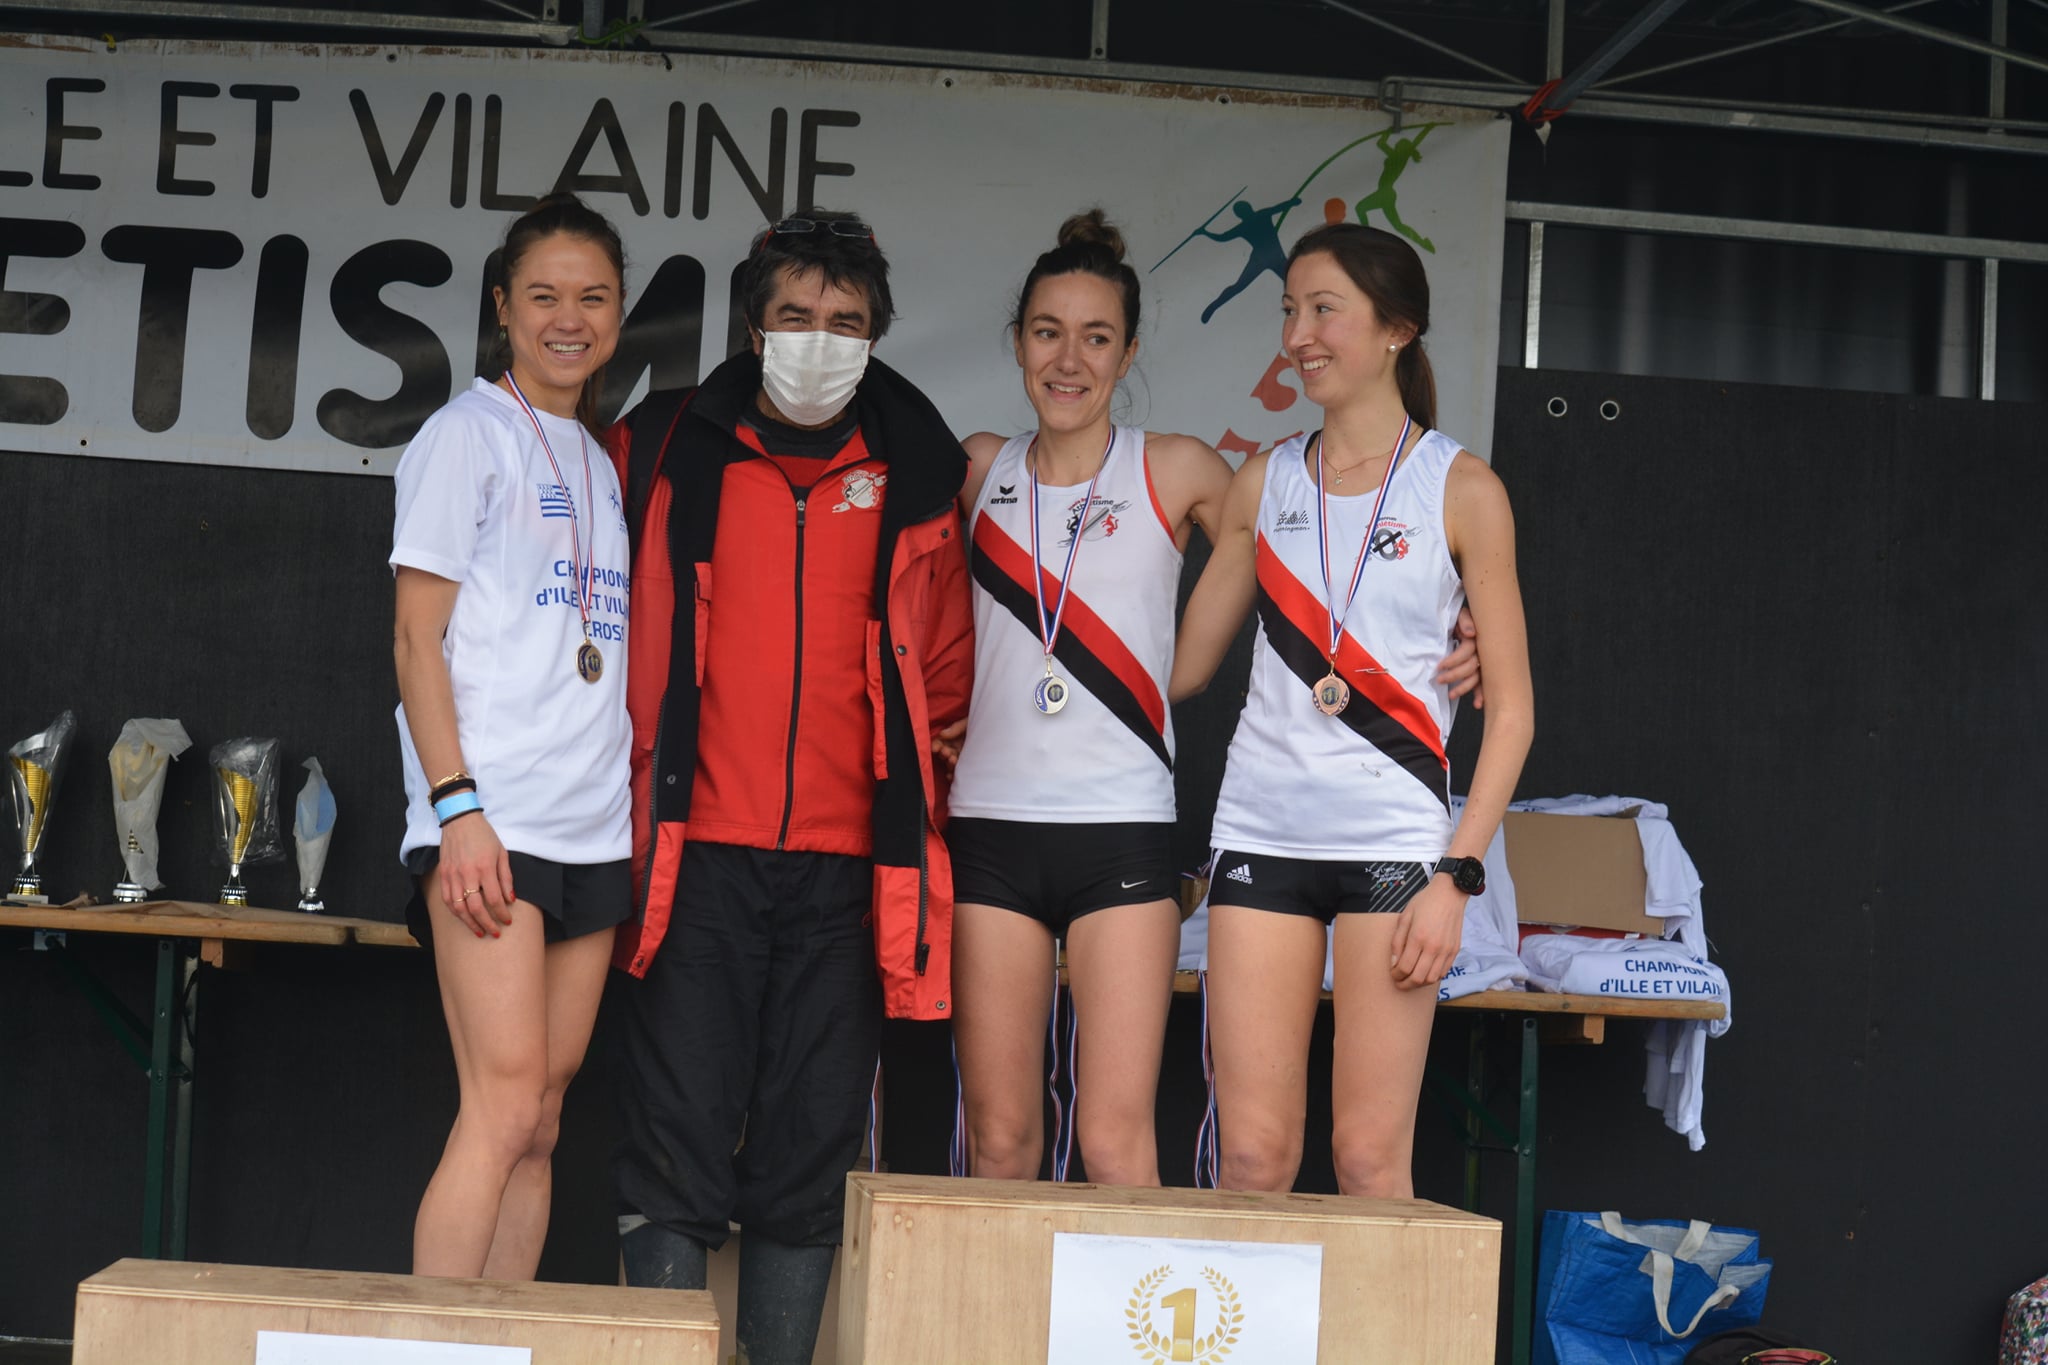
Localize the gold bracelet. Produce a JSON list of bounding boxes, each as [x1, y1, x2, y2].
[[430, 768, 473, 790]]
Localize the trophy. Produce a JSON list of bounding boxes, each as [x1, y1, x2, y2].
[[209, 738, 283, 907], [293, 757, 336, 913], [109, 719, 192, 904], [8, 710, 78, 901]]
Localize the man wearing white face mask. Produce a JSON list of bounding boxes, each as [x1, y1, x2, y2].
[[603, 210, 973, 1365]]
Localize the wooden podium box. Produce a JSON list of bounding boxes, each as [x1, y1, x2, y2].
[[74, 1259, 719, 1363], [838, 1173, 1499, 1363]]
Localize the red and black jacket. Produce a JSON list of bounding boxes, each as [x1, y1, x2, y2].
[[607, 350, 973, 1022]]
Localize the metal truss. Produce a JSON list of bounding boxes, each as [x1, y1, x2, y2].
[[4, 0, 2038, 397], [0, 0, 576, 42]]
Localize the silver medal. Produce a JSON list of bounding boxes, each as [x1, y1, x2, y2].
[[1034, 672, 1070, 715]]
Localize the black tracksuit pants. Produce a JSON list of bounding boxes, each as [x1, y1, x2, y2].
[[612, 840, 882, 1248]]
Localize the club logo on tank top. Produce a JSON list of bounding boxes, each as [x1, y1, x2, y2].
[[1274, 508, 1311, 532], [1371, 519, 1417, 560], [1060, 494, 1130, 546]]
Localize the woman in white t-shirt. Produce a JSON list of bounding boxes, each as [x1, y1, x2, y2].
[[1172, 224, 1533, 1200], [391, 193, 633, 1278]]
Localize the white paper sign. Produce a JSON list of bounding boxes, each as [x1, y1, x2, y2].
[[253, 1332, 530, 1365], [1047, 1231, 1323, 1364], [1, 36, 1506, 477]]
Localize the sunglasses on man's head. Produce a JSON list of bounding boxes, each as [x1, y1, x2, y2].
[[766, 217, 876, 243]]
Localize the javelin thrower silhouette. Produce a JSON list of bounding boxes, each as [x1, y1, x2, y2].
[[1154, 191, 1303, 325]]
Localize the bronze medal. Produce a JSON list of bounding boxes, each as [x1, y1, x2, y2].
[[1312, 670, 1350, 716]]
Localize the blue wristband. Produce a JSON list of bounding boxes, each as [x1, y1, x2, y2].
[[434, 790, 483, 825]]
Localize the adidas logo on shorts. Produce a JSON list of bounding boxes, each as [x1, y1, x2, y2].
[[1225, 862, 1254, 885]]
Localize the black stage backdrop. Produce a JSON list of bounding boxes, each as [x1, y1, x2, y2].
[[4, 367, 2044, 1360]]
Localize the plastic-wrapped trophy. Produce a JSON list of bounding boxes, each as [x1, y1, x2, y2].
[[108, 719, 192, 904], [293, 757, 336, 913], [210, 737, 284, 907], [8, 710, 78, 900]]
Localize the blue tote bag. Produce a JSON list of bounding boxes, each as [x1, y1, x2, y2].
[[1534, 1211, 1773, 1365]]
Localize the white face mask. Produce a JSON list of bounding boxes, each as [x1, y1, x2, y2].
[[758, 329, 872, 427]]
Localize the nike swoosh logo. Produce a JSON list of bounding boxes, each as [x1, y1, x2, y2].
[[1121, 879, 1145, 889]]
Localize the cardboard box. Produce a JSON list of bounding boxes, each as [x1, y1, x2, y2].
[[838, 1172, 1499, 1363], [1502, 809, 1663, 936], [74, 1259, 719, 1364]]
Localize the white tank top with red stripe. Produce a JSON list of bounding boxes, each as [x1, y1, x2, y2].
[[1208, 427, 1467, 861], [950, 425, 1182, 823]]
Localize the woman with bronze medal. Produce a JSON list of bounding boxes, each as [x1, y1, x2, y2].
[[1171, 223, 1534, 1199], [390, 194, 636, 1276]]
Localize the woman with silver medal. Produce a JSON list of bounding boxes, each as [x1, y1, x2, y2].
[[390, 195, 636, 1278], [1171, 224, 1533, 1201], [943, 210, 1237, 1187]]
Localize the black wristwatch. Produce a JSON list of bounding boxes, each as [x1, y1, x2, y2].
[[1434, 856, 1486, 895]]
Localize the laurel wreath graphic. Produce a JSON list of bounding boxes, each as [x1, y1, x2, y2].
[[1123, 1264, 1246, 1363]]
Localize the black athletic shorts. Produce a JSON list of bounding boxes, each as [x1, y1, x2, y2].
[[1207, 849, 1433, 925], [948, 818, 1177, 936], [404, 846, 632, 947]]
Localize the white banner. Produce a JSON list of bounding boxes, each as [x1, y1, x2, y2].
[[0, 35, 1507, 476], [1046, 1231, 1324, 1364]]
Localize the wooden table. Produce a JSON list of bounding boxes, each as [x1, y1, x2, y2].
[[1167, 968, 1724, 1365], [0, 900, 416, 1262]]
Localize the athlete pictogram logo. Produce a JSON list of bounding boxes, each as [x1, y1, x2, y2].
[[1274, 508, 1311, 532], [833, 468, 888, 513]]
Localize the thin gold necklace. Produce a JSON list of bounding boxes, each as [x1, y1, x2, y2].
[[1328, 427, 1405, 486]]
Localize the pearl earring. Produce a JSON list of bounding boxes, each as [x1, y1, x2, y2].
[[1388, 343, 1399, 351]]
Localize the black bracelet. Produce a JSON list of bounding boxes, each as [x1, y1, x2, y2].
[[430, 776, 478, 805]]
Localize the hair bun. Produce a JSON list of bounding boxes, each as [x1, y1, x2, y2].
[[1056, 208, 1127, 262]]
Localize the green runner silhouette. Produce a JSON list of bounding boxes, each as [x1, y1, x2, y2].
[[1352, 126, 1435, 253]]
